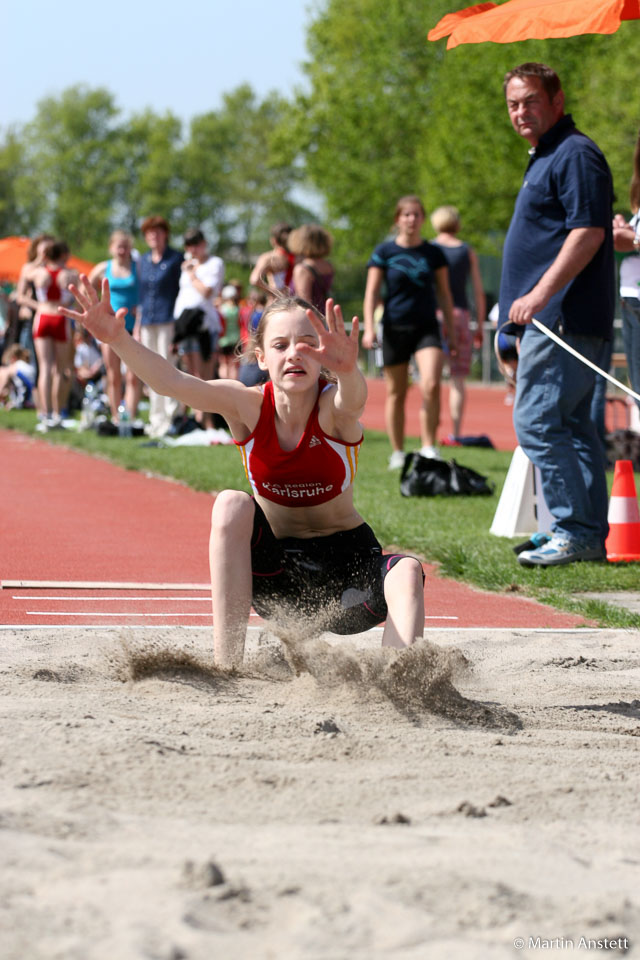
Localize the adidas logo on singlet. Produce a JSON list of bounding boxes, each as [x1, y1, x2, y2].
[[309, 435, 321, 448]]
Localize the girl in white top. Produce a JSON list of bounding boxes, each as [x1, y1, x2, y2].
[[613, 132, 640, 411], [173, 229, 224, 426]]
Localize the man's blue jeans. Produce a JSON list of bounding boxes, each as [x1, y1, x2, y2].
[[590, 337, 613, 459], [514, 321, 610, 545], [621, 296, 640, 411]]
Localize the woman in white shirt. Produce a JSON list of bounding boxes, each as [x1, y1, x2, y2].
[[173, 228, 224, 426], [613, 134, 640, 413]]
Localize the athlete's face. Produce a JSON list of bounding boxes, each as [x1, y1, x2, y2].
[[257, 308, 321, 388]]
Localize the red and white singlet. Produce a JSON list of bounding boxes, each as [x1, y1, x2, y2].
[[235, 379, 362, 507]]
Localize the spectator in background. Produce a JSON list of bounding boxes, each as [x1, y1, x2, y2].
[[612, 129, 640, 417], [249, 222, 296, 297], [0, 284, 9, 356], [288, 225, 334, 313], [138, 216, 183, 437], [13, 234, 54, 358], [25, 240, 78, 430], [173, 227, 224, 426], [431, 205, 486, 441], [73, 327, 104, 390], [238, 288, 258, 350], [238, 290, 269, 387], [362, 195, 457, 468], [218, 284, 241, 380], [89, 231, 141, 422], [0, 344, 36, 409]]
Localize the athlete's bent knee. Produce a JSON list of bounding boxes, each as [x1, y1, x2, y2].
[[211, 490, 254, 536], [384, 556, 424, 597]]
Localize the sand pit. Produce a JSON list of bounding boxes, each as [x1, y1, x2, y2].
[[1, 625, 638, 959]]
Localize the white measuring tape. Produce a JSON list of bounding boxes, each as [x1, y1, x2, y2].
[[531, 318, 640, 404]]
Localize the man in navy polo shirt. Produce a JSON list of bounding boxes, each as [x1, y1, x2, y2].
[[498, 62, 614, 567]]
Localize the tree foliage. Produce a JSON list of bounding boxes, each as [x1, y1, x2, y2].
[[20, 86, 123, 256], [1, 84, 303, 263], [297, 0, 450, 262], [1, 6, 639, 271], [0, 131, 32, 237], [297, 0, 640, 262], [114, 110, 184, 241]]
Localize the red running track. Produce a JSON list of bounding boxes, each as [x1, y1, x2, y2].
[[0, 423, 588, 629]]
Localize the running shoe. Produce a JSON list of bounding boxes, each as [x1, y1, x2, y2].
[[513, 532, 551, 555], [419, 445, 442, 460], [46, 414, 65, 430], [388, 450, 406, 470], [518, 536, 606, 567]]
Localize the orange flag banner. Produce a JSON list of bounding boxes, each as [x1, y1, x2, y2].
[[428, 0, 640, 49]]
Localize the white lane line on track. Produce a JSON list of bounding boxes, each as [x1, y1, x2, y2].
[[2, 581, 210, 590], [26, 612, 213, 618], [14, 599, 457, 619], [23, 611, 457, 621], [16, 596, 211, 602]]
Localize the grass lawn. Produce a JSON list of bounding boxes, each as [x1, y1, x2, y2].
[[3, 407, 640, 628]]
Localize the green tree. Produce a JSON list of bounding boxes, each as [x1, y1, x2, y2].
[[298, 1, 640, 263], [177, 110, 229, 244], [298, 0, 452, 264], [20, 86, 124, 256], [114, 110, 184, 242], [183, 85, 305, 261], [0, 129, 40, 237]]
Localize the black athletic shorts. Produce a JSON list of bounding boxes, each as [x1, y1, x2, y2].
[[382, 324, 442, 367], [250, 501, 422, 635]]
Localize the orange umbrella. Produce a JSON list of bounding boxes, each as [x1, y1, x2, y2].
[[428, 0, 640, 48], [0, 236, 94, 284]]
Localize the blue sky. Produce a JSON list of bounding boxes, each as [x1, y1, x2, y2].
[[3, 0, 311, 130]]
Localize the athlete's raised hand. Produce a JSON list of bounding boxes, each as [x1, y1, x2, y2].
[[300, 299, 360, 375], [58, 274, 127, 344]]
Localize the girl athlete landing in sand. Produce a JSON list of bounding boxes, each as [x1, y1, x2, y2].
[[61, 277, 425, 669]]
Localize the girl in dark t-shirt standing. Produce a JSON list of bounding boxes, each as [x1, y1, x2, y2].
[[363, 195, 457, 469]]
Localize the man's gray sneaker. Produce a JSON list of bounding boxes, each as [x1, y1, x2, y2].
[[517, 536, 606, 567]]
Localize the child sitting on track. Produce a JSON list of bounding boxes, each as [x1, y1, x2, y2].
[[61, 277, 426, 669]]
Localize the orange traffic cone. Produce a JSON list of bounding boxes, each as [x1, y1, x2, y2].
[[605, 460, 640, 562]]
